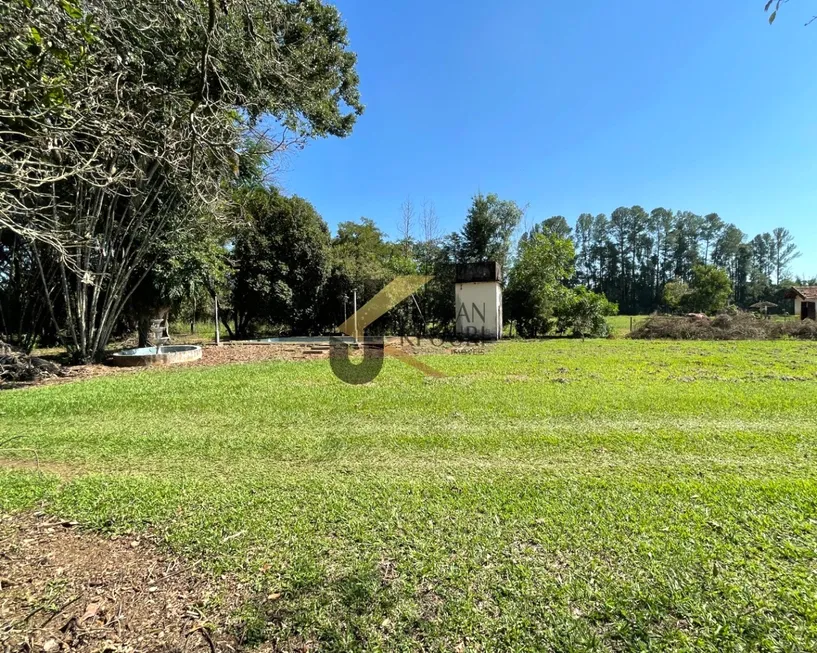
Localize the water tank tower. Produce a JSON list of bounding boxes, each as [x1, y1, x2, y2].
[[454, 262, 502, 340]]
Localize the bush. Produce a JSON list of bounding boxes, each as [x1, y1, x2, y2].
[[629, 312, 816, 341], [555, 288, 618, 339], [662, 279, 689, 312]]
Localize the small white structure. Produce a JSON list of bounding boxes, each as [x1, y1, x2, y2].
[[785, 286, 817, 320], [455, 262, 502, 340]]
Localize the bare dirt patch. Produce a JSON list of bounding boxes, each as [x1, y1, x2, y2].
[[0, 512, 245, 652], [0, 457, 80, 480], [5, 338, 491, 390]]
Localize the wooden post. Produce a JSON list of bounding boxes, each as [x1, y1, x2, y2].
[[353, 289, 358, 344], [630, 316, 633, 332], [214, 295, 221, 346]]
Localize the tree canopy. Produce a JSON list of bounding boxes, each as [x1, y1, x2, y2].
[[0, 0, 362, 359], [573, 205, 802, 314], [684, 265, 734, 315], [228, 187, 331, 337], [448, 194, 524, 275], [505, 225, 575, 337]]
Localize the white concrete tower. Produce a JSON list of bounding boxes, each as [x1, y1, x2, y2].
[[454, 262, 502, 340]]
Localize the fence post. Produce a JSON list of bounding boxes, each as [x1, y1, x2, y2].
[[214, 295, 221, 346]]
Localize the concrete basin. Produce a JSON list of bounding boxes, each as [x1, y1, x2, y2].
[[109, 345, 202, 367]]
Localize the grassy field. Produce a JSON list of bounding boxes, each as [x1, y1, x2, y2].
[[605, 315, 648, 337], [2, 340, 817, 651]]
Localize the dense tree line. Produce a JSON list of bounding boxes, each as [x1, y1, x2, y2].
[[214, 198, 804, 338], [570, 207, 803, 314], [208, 188, 618, 339], [3, 182, 809, 349]]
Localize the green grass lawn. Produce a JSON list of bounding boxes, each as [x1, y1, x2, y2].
[[2, 340, 817, 651], [606, 315, 649, 336]]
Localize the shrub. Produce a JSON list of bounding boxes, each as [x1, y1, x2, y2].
[[555, 288, 618, 339], [662, 279, 689, 313]]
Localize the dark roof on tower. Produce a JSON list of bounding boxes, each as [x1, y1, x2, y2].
[[455, 262, 502, 283]]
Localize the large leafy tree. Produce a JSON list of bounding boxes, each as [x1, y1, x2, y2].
[[684, 265, 733, 314], [450, 193, 523, 275], [229, 187, 331, 337], [0, 0, 362, 360], [505, 225, 575, 337], [332, 220, 394, 296], [505, 222, 614, 338], [540, 216, 572, 239], [323, 218, 430, 335], [317, 218, 391, 332], [130, 215, 231, 346], [662, 279, 690, 313]]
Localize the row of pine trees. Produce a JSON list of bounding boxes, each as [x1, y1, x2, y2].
[[561, 208, 803, 314]]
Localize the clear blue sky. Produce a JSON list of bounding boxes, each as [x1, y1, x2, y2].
[[278, 0, 817, 277]]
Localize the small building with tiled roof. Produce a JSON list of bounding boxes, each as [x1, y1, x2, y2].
[[784, 287, 817, 320]]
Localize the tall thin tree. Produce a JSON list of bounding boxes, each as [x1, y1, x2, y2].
[[771, 227, 800, 284]]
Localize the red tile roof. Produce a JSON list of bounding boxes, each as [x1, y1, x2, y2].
[[786, 286, 817, 300]]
